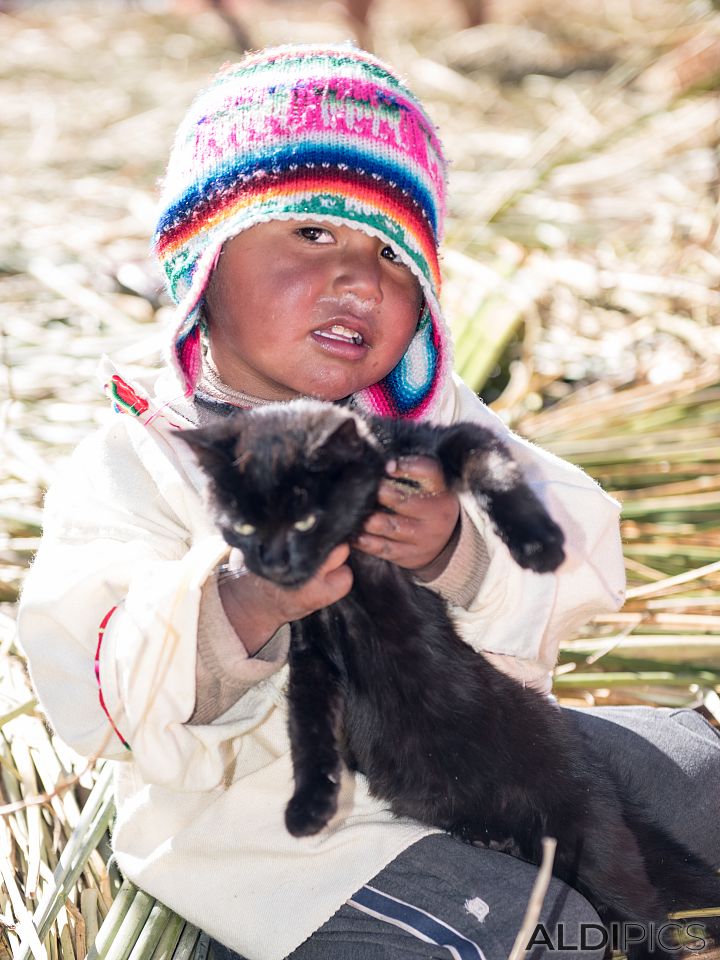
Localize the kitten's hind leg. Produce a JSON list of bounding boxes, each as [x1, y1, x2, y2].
[[285, 617, 345, 837], [435, 423, 566, 573]]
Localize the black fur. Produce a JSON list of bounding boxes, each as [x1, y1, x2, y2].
[[182, 399, 720, 959]]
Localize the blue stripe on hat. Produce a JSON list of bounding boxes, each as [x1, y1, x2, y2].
[[155, 143, 439, 241]]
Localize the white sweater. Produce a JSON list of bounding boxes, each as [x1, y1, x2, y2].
[[18, 369, 625, 960]]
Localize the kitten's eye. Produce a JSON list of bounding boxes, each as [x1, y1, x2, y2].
[[293, 514, 317, 532], [232, 521, 256, 536]]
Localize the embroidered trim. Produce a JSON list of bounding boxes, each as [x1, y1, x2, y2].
[[106, 374, 151, 419], [103, 370, 187, 431], [94, 605, 131, 751]]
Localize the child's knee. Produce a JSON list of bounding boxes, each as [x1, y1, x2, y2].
[[525, 875, 605, 960], [668, 706, 720, 747]]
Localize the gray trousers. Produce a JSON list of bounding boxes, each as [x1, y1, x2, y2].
[[209, 706, 720, 960]]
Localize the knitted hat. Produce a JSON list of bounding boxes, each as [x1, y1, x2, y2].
[[153, 43, 452, 419]]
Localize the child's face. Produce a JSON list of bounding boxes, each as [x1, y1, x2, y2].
[[204, 220, 424, 402]]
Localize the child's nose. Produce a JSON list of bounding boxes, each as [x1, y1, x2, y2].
[[333, 248, 383, 303]]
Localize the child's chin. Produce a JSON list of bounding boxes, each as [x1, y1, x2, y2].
[[299, 372, 368, 404], [303, 384, 356, 404]]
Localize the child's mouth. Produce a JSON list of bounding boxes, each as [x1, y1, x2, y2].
[[313, 324, 365, 346], [311, 322, 370, 361]]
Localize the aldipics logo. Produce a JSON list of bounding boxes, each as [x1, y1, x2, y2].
[[525, 921, 709, 953]]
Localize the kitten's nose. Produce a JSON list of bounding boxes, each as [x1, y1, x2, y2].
[[257, 541, 290, 579]]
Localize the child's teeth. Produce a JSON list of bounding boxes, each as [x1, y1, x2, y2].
[[319, 324, 364, 345]]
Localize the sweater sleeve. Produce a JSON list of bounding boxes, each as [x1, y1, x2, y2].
[[189, 571, 289, 725], [418, 507, 490, 609], [17, 416, 286, 791]]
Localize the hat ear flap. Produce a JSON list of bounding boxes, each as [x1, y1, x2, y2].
[[358, 298, 449, 419], [168, 244, 223, 397], [175, 323, 203, 397]]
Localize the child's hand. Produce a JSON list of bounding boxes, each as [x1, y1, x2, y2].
[[219, 544, 353, 655], [354, 457, 460, 578]]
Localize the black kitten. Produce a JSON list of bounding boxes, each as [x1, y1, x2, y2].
[[182, 399, 720, 959]]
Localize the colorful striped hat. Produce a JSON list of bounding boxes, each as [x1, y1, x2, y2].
[[153, 43, 452, 419]]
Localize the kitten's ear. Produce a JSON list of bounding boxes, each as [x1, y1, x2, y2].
[[313, 416, 368, 461], [179, 418, 242, 473]]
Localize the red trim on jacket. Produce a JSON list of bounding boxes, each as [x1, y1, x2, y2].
[[94, 605, 131, 751]]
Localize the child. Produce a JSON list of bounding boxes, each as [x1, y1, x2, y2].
[[18, 44, 720, 960]]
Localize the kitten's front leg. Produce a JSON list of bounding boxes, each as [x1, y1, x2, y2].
[[285, 615, 345, 837], [434, 424, 566, 573]]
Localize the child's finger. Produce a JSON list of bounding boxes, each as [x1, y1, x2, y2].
[[386, 456, 447, 496], [319, 542, 351, 573], [376, 474, 444, 511], [377, 482, 451, 519], [363, 509, 418, 541], [279, 546, 352, 616], [376, 479, 414, 510], [354, 531, 400, 560], [321, 562, 353, 600]]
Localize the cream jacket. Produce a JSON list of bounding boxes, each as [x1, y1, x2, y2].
[[18, 370, 625, 960]]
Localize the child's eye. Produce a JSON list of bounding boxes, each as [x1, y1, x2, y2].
[[293, 514, 317, 532], [296, 226, 333, 244], [232, 521, 256, 536], [381, 244, 403, 264]]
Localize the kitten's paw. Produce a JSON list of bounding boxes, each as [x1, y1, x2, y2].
[[508, 518, 566, 573], [285, 776, 339, 837], [495, 503, 566, 573]]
